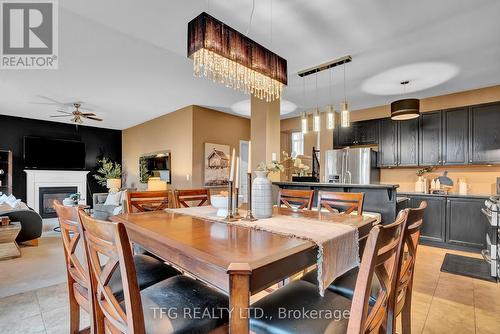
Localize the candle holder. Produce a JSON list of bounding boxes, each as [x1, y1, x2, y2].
[[242, 172, 257, 221], [233, 187, 241, 219], [224, 180, 238, 222]]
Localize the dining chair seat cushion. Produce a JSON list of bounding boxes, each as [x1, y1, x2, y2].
[[110, 254, 182, 301], [123, 275, 229, 334], [301, 267, 379, 307], [250, 280, 351, 334]]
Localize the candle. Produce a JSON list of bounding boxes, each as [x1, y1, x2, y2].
[[247, 141, 252, 173], [229, 148, 236, 181], [272, 152, 277, 162], [235, 157, 240, 189]]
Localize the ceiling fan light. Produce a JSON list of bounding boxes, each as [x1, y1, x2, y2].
[[391, 98, 420, 120]]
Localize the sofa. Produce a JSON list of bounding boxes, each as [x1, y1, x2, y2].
[[0, 204, 43, 243]]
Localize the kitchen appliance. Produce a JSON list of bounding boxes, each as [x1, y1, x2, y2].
[[481, 195, 500, 281], [324, 148, 379, 184]]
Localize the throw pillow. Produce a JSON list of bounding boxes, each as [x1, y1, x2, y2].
[[104, 191, 122, 206], [0, 194, 8, 204], [6, 195, 21, 209]]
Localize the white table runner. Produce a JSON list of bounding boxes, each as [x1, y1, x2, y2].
[[167, 206, 359, 296]]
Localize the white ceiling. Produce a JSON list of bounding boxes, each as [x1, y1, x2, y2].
[[1, 0, 499, 130]]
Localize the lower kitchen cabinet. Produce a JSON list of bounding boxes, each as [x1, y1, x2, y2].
[[446, 197, 487, 249], [399, 194, 488, 251]]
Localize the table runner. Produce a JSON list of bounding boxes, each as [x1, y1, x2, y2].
[[167, 206, 359, 296]]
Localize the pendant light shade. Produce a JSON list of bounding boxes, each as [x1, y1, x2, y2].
[[326, 104, 335, 130], [391, 98, 420, 120], [340, 102, 350, 128], [301, 112, 308, 133], [313, 108, 321, 132]]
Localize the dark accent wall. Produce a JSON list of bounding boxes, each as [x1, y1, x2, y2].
[[0, 114, 122, 204]]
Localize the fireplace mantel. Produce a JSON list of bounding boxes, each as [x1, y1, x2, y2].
[[24, 170, 89, 214]]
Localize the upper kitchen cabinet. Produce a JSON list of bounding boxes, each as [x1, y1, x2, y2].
[[335, 119, 379, 147], [419, 111, 442, 166], [398, 117, 419, 166], [469, 102, 500, 164], [378, 118, 397, 167], [443, 107, 469, 165]]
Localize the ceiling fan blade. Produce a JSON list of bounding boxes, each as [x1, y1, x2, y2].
[[81, 112, 96, 116], [50, 115, 72, 118], [31, 102, 62, 105], [85, 116, 103, 121], [56, 110, 73, 114], [37, 95, 65, 105]]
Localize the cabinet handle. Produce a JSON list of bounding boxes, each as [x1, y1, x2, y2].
[[443, 160, 446, 164], [469, 159, 472, 163]]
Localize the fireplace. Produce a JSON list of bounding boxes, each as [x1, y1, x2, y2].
[[38, 186, 78, 218]]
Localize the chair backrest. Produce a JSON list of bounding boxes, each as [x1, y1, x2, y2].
[[277, 189, 314, 210], [317, 191, 364, 215], [347, 210, 408, 334], [175, 188, 210, 208], [79, 211, 145, 334], [126, 190, 172, 213], [393, 201, 427, 319], [53, 201, 90, 291]]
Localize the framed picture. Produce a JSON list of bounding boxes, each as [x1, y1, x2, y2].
[[204, 143, 230, 187]]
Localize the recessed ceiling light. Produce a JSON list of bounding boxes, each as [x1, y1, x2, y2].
[[231, 99, 297, 117], [361, 62, 459, 96]]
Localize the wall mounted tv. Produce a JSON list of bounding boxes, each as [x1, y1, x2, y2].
[[24, 136, 86, 170]]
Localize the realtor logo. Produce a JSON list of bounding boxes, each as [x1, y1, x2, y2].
[[1, 0, 58, 69]]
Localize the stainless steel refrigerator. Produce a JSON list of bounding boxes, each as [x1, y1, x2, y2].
[[324, 148, 380, 184]]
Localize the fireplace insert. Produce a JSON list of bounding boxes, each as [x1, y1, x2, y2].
[[39, 186, 78, 218]]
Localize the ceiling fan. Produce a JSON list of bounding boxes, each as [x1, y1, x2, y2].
[[50, 102, 103, 124]]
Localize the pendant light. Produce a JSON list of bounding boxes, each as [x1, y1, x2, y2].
[[313, 74, 320, 132], [340, 61, 350, 127], [301, 112, 308, 133], [391, 81, 420, 120], [325, 67, 335, 130]]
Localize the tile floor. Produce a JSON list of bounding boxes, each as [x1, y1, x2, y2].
[[0, 245, 498, 334]]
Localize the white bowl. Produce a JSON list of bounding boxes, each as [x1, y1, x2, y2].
[[211, 194, 244, 217]]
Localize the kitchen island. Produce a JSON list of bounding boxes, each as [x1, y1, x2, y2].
[[273, 181, 400, 224]]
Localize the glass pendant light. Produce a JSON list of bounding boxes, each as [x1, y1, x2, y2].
[[340, 61, 350, 128], [301, 112, 308, 133], [313, 108, 320, 132], [325, 67, 335, 130]]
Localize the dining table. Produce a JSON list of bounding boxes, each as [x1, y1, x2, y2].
[[111, 207, 377, 334]]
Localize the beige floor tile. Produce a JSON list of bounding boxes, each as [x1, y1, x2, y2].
[[0, 291, 41, 323], [423, 297, 475, 334], [42, 306, 90, 334], [0, 313, 46, 334], [35, 283, 68, 313], [433, 275, 474, 307], [475, 308, 500, 334]]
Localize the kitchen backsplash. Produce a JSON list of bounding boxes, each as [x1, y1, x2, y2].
[[381, 166, 500, 195]]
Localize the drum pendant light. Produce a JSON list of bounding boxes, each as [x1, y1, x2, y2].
[[391, 81, 420, 120]]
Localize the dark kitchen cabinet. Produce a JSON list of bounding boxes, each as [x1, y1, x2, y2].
[[446, 197, 487, 249], [335, 119, 379, 147], [378, 118, 397, 167], [443, 107, 468, 165], [469, 102, 500, 164], [397, 118, 419, 166], [407, 195, 446, 244], [336, 126, 354, 147], [419, 111, 442, 166]]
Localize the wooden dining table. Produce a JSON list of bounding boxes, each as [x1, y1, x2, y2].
[[111, 207, 377, 334]]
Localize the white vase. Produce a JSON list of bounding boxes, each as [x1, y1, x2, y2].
[[107, 178, 122, 193], [252, 171, 273, 219]]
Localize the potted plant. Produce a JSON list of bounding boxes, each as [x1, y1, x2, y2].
[[94, 158, 122, 193]]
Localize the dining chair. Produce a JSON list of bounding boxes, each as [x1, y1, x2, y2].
[[250, 210, 408, 334], [174, 188, 210, 208], [277, 188, 314, 210], [78, 211, 229, 334], [126, 190, 172, 213], [317, 191, 365, 215], [53, 200, 95, 334]]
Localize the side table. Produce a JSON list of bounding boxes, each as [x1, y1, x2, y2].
[[0, 222, 21, 260]]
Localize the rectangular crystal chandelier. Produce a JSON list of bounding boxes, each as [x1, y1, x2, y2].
[[188, 12, 287, 101]]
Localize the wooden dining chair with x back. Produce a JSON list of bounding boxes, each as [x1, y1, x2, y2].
[[78, 211, 229, 334], [53, 200, 95, 334], [277, 188, 315, 210], [126, 190, 172, 213], [174, 188, 210, 208], [250, 210, 408, 334], [317, 191, 365, 215]]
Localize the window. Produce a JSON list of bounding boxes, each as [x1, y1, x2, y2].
[[291, 132, 304, 156]]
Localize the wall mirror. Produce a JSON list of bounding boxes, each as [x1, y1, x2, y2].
[[139, 151, 171, 184]]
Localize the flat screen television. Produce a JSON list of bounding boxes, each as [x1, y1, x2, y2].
[[24, 136, 86, 170]]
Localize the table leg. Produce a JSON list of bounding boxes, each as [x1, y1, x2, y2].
[[228, 263, 252, 334]]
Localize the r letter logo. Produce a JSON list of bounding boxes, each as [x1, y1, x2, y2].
[[1, 0, 58, 69]]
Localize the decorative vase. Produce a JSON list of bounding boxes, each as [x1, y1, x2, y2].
[[107, 178, 122, 193], [252, 171, 273, 219]]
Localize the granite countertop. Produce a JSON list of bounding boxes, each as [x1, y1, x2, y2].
[[273, 181, 400, 189], [397, 191, 494, 199]]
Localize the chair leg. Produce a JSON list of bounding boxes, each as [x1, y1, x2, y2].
[[401, 284, 413, 334], [67, 280, 80, 334]]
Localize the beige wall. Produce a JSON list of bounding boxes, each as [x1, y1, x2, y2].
[[191, 105, 251, 188], [281, 85, 500, 194], [122, 105, 250, 191], [122, 106, 194, 190]]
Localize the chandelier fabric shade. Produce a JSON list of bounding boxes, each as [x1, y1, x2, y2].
[[391, 98, 420, 120], [188, 12, 287, 101]]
